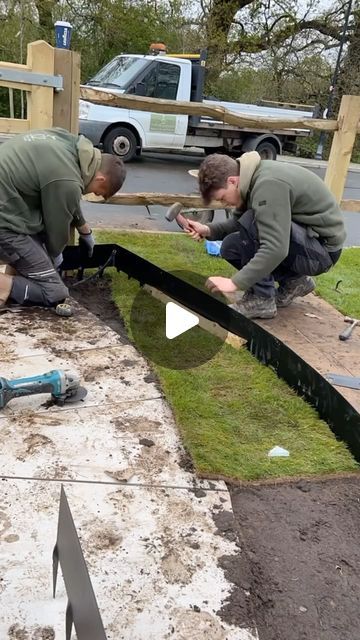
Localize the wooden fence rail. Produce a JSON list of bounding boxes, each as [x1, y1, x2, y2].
[[80, 87, 339, 133], [84, 192, 360, 213], [80, 88, 360, 206], [341, 200, 360, 212]]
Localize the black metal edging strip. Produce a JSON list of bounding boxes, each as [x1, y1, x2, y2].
[[63, 244, 360, 461], [53, 485, 107, 640]]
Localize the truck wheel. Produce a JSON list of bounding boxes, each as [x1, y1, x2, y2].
[[256, 141, 278, 160], [103, 126, 138, 162]]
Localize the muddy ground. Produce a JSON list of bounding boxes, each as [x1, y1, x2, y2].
[[71, 277, 360, 640], [224, 478, 360, 640]]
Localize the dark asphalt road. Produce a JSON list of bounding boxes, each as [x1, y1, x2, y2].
[[82, 152, 360, 246]]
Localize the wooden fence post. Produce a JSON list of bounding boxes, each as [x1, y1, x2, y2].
[[70, 51, 81, 133], [325, 95, 360, 203], [27, 40, 55, 129], [53, 49, 80, 133], [53, 48, 81, 250]]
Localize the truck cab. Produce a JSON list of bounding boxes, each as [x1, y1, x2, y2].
[[80, 54, 194, 161]]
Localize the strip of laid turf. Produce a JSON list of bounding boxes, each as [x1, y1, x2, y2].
[[96, 230, 358, 481]]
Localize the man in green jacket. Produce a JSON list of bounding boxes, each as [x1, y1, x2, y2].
[[186, 152, 345, 319], [0, 128, 126, 310]]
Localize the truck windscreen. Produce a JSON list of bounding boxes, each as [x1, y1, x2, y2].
[[86, 56, 148, 89]]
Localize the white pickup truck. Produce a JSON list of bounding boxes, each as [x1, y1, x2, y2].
[[79, 50, 315, 162]]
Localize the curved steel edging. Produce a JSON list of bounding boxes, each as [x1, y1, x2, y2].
[[63, 244, 360, 460]]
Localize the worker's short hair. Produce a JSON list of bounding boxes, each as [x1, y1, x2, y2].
[[100, 154, 127, 198], [198, 154, 239, 205]]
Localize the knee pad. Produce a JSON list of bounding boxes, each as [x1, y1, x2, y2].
[[10, 275, 69, 307]]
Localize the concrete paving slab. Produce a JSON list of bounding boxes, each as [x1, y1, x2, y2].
[[0, 479, 257, 640], [1, 344, 161, 414], [0, 303, 125, 355], [0, 331, 48, 360], [0, 302, 257, 639], [0, 400, 223, 489]]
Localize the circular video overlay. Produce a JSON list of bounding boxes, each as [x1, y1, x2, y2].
[[130, 270, 228, 370]]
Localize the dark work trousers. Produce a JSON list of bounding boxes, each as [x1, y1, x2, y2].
[[0, 231, 68, 306], [220, 209, 342, 298]]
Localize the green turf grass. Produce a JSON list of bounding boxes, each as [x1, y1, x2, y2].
[[315, 248, 360, 319], [96, 230, 358, 481]]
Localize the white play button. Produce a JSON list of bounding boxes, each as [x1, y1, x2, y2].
[[130, 269, 227, 369], [166, 302, 199, 340]]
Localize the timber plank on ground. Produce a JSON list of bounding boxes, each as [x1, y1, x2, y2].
[[256, 294, 360, 413]]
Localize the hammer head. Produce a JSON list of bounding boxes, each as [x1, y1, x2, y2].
[[344, 316, 359, 324], [165, 202, 192, 231], [165, 202, 183, 222]]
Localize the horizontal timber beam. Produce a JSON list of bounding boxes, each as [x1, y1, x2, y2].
[[80, 87, 339, 133], [0, 118, 29, 134], [85, 192, 360, 213]]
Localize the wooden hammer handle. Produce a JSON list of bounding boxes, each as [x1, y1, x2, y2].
[[175, 212, 192, 231]]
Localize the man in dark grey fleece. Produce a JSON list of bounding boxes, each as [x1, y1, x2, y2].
[[186, 152, 345, 319], [0, 128, 126, 310]]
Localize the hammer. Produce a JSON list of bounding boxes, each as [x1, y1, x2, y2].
[[339, 316, 360, 341], [165, 202, 192, 231]]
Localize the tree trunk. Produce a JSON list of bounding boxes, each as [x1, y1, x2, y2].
[[35, 0, 59, 37], [206, 0, 248, 87]]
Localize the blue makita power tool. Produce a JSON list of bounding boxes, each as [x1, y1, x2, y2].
[[0, 370, 87, 409]]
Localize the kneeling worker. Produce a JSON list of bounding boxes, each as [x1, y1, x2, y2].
[[186, 152, 345, 319], [0, 128, 126, 310]]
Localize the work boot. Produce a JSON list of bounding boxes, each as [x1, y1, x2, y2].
[[276, 276, 315, 308], [230, 291, 277, 319]]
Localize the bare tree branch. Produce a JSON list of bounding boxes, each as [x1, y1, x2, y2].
[[230, 16, 343, 55], [298, 18, 343, 41], [266, 13, 293, 34]]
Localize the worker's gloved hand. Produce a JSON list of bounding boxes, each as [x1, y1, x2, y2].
[[78, 229, 95, 257], [53, 253, 63, 270]]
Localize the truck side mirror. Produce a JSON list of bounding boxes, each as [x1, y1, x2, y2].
[[135, 82, 146, 96]]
